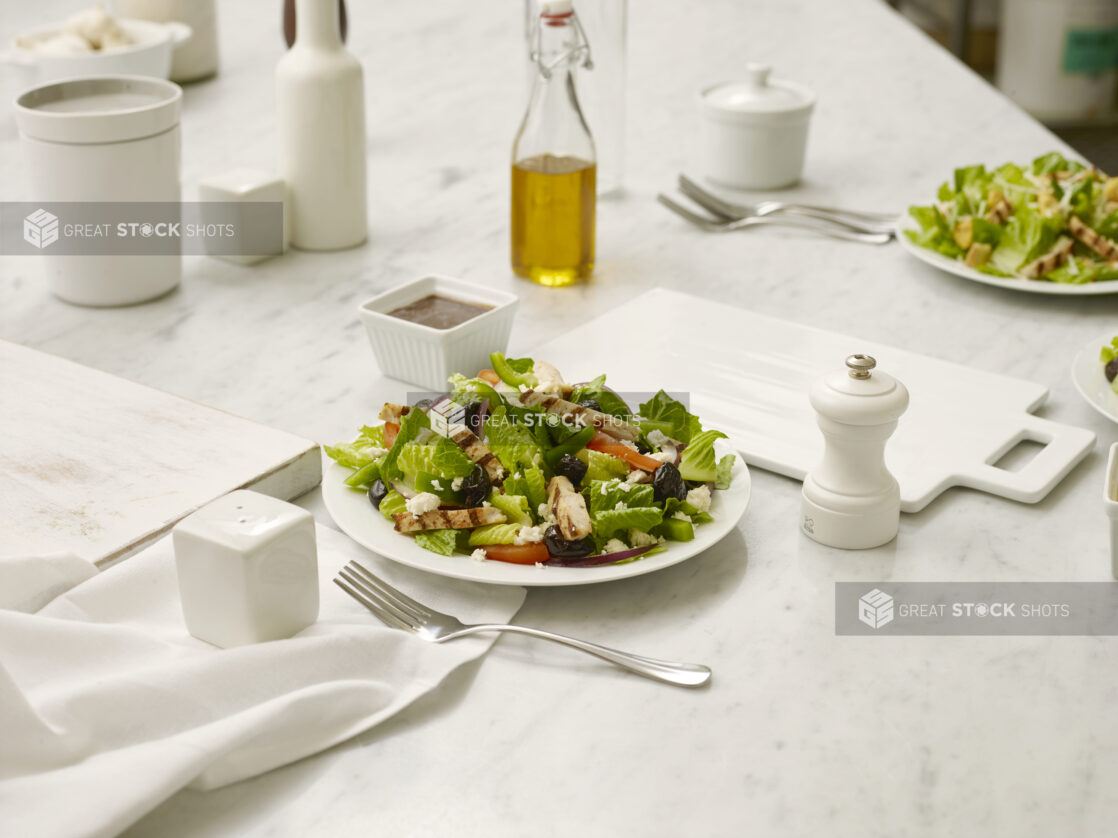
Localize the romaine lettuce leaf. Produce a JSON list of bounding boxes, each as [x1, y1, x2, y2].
[[575, 448, 630, 482], [488, 491, 532, 526], [714, 453, 735, 490], [485, 406, 543, 472], [1032, 152, 1084, 176], [468, 523, 522, 546], [324, 441, 381, 470], [432, 436, 475, 478], [585, 479, 655, 515], [504, 466, 548, 511], [379, 406, 431, 482], [414, 529, 465, 556], [592, 507, 663, 540], [637, 390, 702, 443], [569, 375, 632, 417], [678, 430, 728, 482], [379, 490, 407, 521]]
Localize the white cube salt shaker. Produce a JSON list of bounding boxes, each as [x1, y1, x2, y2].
[[198, 168, 288, 265], [173, 490, 319, 648]]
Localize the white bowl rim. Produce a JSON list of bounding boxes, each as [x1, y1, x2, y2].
[[13, 17, 174, 58], [359, 275, 519, 338]]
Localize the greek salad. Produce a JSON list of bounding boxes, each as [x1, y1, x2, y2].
[[326, 353, 736, 567], [906, 152, 1118, 284]]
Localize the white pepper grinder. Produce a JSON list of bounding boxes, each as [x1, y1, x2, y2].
[[801, 354, 909, 550]]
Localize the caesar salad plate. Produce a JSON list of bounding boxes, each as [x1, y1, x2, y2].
[[1071, 332, 1118, 423], [897, 213, 1118, 296], [322, 452, 751, 587]]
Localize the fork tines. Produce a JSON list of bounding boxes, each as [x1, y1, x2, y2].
[[334, 561, 428, 631]]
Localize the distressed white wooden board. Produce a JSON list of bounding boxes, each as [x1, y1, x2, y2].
[[529, 288, 1094, 513], [0, 341, 322, 567]]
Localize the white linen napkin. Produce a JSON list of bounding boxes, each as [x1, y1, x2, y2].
[[0, 551, 97, 613], [0, 524, 526, 838]]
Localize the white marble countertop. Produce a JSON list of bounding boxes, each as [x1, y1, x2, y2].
[[4, 0, 1118, 835]]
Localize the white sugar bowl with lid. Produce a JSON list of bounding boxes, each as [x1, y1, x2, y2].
[[698, 63, 816, 190]]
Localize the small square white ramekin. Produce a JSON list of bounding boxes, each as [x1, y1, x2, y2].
[[1105, 443, 1118, 579], [359, 275, 518, 392]]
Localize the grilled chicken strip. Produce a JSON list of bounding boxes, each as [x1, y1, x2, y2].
[[393, 506, 507, 533], [1020, 237, 1075, 278], [519, 391, 640, 442], [548, 475, 593, 541], [447, 423, 507, 483], [378, 403, 410, 422], [1069, 215, 1118, 261]]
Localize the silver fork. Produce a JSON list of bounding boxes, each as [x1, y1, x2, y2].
[[657, 193, 893, 245], [334, 561, 712, 688], [677, 174, 898, 236]]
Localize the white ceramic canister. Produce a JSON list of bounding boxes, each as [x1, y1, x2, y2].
[[698, 64, 815, 190], [13, 76, 183, 306], [276, 0, 367, 251], [113, 0, 219, 83]]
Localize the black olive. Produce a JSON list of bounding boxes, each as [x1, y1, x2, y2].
[[577, 398, 602, 412], [1107, 358, 1118, 383], [462, 400, 487, 436], [459, 464, 492, 507], [652, 462, 686, 502], [367, 478, 389, 509], [553, 453, 588, 488], [544, 525, 595, 558], [413, 398, 434, 411]]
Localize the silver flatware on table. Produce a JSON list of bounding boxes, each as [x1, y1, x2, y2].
[[657, 193, 893, 245], [334, 561, 712, 687], [677, 174, 898, 237]]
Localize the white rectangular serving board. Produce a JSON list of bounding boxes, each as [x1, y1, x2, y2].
[[0, 341, 322, 566], [529, 288, 1094, 513]]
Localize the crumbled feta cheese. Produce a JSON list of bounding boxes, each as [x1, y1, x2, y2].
[[361, 445, 388, 459], [615, 481, 633, 492], [600, 483, 610, 494], [672, 511, 691, 522], [628, 529, 658, 547], [405, 492, 441, 515], [686, 484, 712, 513], [626, 469, 651, 484], [482, 500, 492, 507], [602, 538, 629, 554], [619, 439, 639, 450], [514, 525, 545, 545], [647, 429, 673, 449], [470, 548, 488, 562], [452, 477, 464, 491], [431, 479, 443, 491], [649, 451, 675, 464], [614, 501, 628, 511]]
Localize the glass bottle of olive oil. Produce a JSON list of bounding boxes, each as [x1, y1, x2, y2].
[[511, 0, 596, 287]]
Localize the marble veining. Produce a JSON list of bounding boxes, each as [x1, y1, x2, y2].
[[2, 0, 1118, 835]]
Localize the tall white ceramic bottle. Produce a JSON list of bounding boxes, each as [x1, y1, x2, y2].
[[276, 0, 367, 250]]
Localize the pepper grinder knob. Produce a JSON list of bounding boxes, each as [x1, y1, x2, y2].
[[801, 353, 909, 550]]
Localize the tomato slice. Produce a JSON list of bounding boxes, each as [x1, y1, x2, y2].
[[586, 432, 663, 472], [483, 543, 550, 565], [383, 421, 400, 448]]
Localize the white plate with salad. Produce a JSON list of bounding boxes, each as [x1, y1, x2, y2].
[[1071, 333, 1118, 424], [899, 151, 1118, 296], [322, 354, 751, 586]]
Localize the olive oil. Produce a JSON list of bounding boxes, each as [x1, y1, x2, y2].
[[511, 154, 596, 287]]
